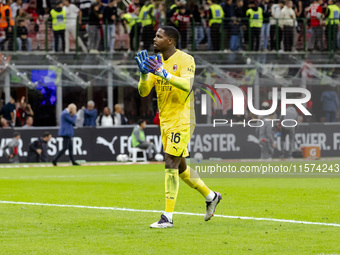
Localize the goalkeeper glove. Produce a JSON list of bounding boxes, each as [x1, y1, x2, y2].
[[134, 50, 152, 74], [144, 54, 172, 81]]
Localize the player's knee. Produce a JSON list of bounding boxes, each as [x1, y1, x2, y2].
[[180, 175, 198, 189], [178, 165, 186, 174], [165, 154, 180, 169]]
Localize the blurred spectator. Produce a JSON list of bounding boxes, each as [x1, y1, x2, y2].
[[10, 0, 21, 18], [246, 1, 263, 51], [270, 0, 284, 51], [25, 1, 39, 27], [121, 8, 141, 51], [37, 0, 50, 15], [259, 112, 276, 159], [27, 131, 52, 162], [293, 0, 304, 50], [103, 0, 118, 53], [204, 0, 213, 50], [0, 0, 15, 51], [320, 86, 339, 122], [154, 2, 166, 29], [153, 110, 160, 125], [127, 0, 140, 13], [16, 96, 34, 127], [208, 0, 224, 50], [221, 0, 234, 51], [52, 103, 79, 166], [16, 8, 29, 23], [26, 1, 37, 15], [190, 3, 205, 50], [280, 0, 295, 51], [16, 19, 32, 51], [2, 132, 21, 163], [88, 3, 103, 53], [79, 0, 92, 20], [63, 0, 88, 53], [97, 106, 114, 127], [280, 105, 298, 158], [75, 106, 84, 127], [230, 0, 243, 51], [307, 0, 324, 51], [0, 97, 16, 125], [259, 0, 271, 51], [50, 1, 66, 52], [83, 100, 97, 127], [139, 0, 155, 51], [234, 0, 245, 50], [131, 119, 156, 160], [22, 115, 34, 128], [324, 0, 339, 51], [114, 104, 128, 126], [167, 0, 181, 27], [0, 117, 12, 128], [171, 3, 190, 49]]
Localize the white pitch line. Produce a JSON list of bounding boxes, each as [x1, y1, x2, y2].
[[0, 201, 339, 227]]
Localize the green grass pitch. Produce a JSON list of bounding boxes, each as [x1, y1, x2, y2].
[[0, 161, 339, 254]]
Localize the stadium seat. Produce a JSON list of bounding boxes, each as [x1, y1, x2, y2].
[[128, 147, 147, 163]]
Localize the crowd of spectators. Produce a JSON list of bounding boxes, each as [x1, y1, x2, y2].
[[0, 96, 35, 128], [0, 0, 340, 52], [0, 96, 131, 129]]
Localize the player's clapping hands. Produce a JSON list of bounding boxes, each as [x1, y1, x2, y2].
[[144, 54, 171, 81], [135, 51, 171, 81], [135, 50, 152, 74]]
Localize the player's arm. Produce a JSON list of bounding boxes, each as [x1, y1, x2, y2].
[[144, 54, 195, 93], [135, 50, 155, 97], [138, 75, 155, 97]]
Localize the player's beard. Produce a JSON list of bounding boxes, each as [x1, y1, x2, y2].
[[154, 48, 160, 53]]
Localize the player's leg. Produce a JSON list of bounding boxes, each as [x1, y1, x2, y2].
[[164, 153, 181, 220], [150, 153, 181, 228], [178, 158, 222, 221]]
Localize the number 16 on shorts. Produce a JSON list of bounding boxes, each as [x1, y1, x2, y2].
[[170, 132, 181, 143]]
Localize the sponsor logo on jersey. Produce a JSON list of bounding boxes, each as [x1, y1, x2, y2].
[[173, 64, 177, 72], [187, 65, 194, 73]]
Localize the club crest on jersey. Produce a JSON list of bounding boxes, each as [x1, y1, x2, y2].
[[173, 64, 177, 72]]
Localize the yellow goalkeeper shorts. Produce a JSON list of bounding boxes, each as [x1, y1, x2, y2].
[[161, 124, 195, 157]]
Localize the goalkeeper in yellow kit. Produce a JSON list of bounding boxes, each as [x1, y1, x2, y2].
[[135, 26, 221, 228]]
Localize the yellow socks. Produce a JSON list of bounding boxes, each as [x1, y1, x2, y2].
[[164, 169, 179, 221], [179, 166, 211, 198]]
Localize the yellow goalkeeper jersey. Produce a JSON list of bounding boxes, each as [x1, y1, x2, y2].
[[139, 49, 196, 131]]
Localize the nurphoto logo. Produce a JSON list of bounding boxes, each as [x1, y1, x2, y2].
[[199, 84, 312, 128]]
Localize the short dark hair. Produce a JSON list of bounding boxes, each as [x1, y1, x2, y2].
[[13, 132, 20, 138], [160, 26, 180, 47], [137, 119, 145, 126], [43, 131, 51, 138]]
